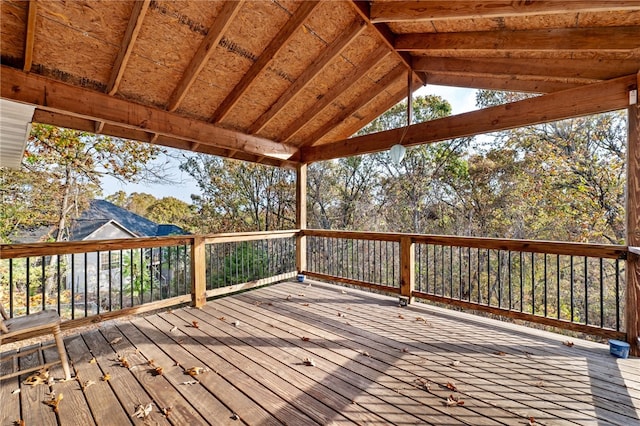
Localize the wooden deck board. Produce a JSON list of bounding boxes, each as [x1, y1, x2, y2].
[[2, 280, 639, 426], [0, 349, 21, 424]]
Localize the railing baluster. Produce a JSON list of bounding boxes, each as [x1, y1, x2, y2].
[[570, 255, 575, 323], [600, 257, 604, 328], [531, 252, 535, 315], [584, 256, 588, 325]]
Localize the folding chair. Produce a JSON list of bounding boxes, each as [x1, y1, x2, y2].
[[0, 303, 72, 381]]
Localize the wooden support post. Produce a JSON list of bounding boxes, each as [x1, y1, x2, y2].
[[400, 236, 415, 303], [191, 236, 206, 308], [626, 76, 640, 356], [296, 163, 307, 274]]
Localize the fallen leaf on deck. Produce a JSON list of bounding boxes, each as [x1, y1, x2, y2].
[[415, 378, 431, 391], [416, 316, 427, 322], [14, 420, 25, 426], [267, 302, 273, 306], [563, 341, 574, 347], [169, 326, 178, 333], [361, 351, 371, 357], [148, 359, 156, 367], [118, 355, 130, 369], [82, 380, 96, 390], [298, 293, 305, 297], [89, 357, 97, 364], [24, 369, 49, 386], [43, 393, 63, 413], [232, 320, 240, 327], [529, 416, 536, 425], [494, 351, 507, 356], [218, 316, 225, 321], [167, 309, 174, 314], [162, 406, 172, 418], [337, 312, 345, 317], [398, 314, 405, 319], [253, 301, 262, 306], [152, 367, 164, 376], [230, 413, 239, 420], [401, 348, 409, 353], [446, 381, 458, 392], [303, 357, 316, 366], [302, 303, 310, 307], [11, 388, 20, 395], [131, 402, 153, 419], [109, 337, 123, 345], [191, 320, 199, 328], [286, 295, 292, 300], [445, 394, 464, 406], [101, 373, 111, 381], [341, 290, 347, 294], [186, 366, 208, 376], [301, 336, 310, 342], [181, 380, 198, 385], [450, 360, 460, 366]]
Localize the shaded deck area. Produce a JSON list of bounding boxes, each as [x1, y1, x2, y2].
[[2, 280, 639, 425]]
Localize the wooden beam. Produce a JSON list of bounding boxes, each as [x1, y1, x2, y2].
[[396, 27, 640, 52], [626, 73, 640, 356], [167, 1, 243, 112], [32, 110, 295, 169], [413, 57, 640, 82], [423, 73, 584, 93], [106, 0, 150, 95], [301, 74, 637, 162], [301, 65, 406, 148], [280, 45, 390, 143], [209, 1, 320, 123], [1, 66, 297, 160], [350, 1, 424, 85], [296, 163, 307, 273], [371, 1, 640, 22], [191, 236, 206, 308], [400, 236, 415, 304], [23, 0, 37, 72], [247, 18, 367, 134]]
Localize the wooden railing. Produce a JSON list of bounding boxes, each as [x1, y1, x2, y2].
[[302, 230, 629, 341], [0, 231, 296, 334], [0, 229, 633, 344]]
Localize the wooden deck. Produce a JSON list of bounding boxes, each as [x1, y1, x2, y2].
[[2, 280, 639, 426]]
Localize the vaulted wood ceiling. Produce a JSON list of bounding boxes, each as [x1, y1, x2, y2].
[[1, 1, 639, 168]]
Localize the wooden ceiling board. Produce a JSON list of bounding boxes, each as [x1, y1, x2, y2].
[[1, 1, 28, 60]]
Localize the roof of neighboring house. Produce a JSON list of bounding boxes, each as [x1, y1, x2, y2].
[[10, 199, 188, 243]]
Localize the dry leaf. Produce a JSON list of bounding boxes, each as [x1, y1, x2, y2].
[[24, 369, 49, 386], [132, 402, 154, 419], [298, 293, 305, 297], [361, 351, 371, 357], [181, 380, 198, 385], [218, 316, 226, 321], [301, 336, 310, 342], [450, 360, 460, 366], [148, 359, 156, 367], [494, 351, 507, 356], [44, 393, 63, 413], [230, 413, 239, 420], [401, 348, 409, 353], [398, 314, 405, 319], [101, 373, 111, 381], [534, 380, 545, 387], [167, 309, 173, 314], [267, 302, 273, 306], [563, 341, 574, 347], [162, 406, 172, 418], [341, 290, 347, 294], [109, 337, 122, 345], [337, 312, 345, 317], [303, 357, 316, 366], [82, 380, 96, 390], [89, 357, 97, 364], [286, 295, 292, 300], [118, 356, 130, 369], [153, 367, 164, 376], [302, 303, 310, 307], [191, 320, 199, 329], [14, 420, 25, 426], [253, 301, 262, 306], [169, 326, 178, 333], [415, 378, 431, 391], [186, 366, 208, 376], [11, 388, 20, 395], [416, 316, 426, 322], [232, 320, 240, 327], [445, 394, 464, 406], [529, 416, 536, 426], [446, 381, 458, 392]]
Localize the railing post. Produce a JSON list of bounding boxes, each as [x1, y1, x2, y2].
[[400, 236, 415, 303], [296, 163, 307, 274], [191, 236, 206, 308], [626, 77, 640, 356]]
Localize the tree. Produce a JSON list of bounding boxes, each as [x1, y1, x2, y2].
[[146, 197, 195, 231]]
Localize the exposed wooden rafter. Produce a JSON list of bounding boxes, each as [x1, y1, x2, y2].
[[247, 18, 367, 135], [279, 45, 391, 143], [413, 57, 640, 82], [1, 66, 297, 162], [105, 0, 150, 95], [370, 1, 640, 22], [210, 1, 320, 123], [301, 74, 637, 162], [301, 64, 406, 148], [350, 1, 425, 85], [396, 27, 640, 53], [422, 73, 584, 93], [167, 0, 244, 112], [23, 0, 37, 72]]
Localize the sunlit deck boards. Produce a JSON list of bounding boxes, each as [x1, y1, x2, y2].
[[2, 280, 639, 425]]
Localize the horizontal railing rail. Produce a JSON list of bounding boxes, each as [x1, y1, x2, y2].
[[301, 229, 629, 341]]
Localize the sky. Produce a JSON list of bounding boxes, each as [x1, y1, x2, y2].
[[100, 85, 478, 203]]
